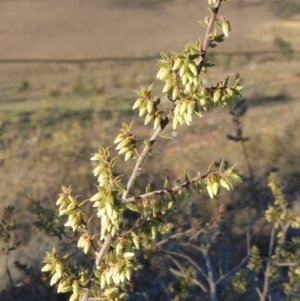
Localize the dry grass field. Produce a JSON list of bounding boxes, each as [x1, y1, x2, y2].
[[0, 0, 300, 299]]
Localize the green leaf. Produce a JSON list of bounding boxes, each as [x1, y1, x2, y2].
[[224, 176, 233, 189], [222, 21, 231, 37], [186, 190, 193, 206], [153, 115, 161, 130], [147, 82, 154, 93], [41, 263, 52, 272], [160, 52, 169, 61], [212, 181, 219, 196], [187, 102, 194, 116], [149, 151, 161, 157], [188, 62, 198, 76], [248, 245, 263, 274], [133, 90, 144, 97], [207, 7, 215, 14], [172, 116, 179, 130], [220, 178, 230, 190], [171, 193, 177, 203], [198, 20, 208, 28], [132, 234, 139, 249], [144, 113, 154, 125], [184, 170, 189, 181], [213, 89, 222, 103], [215, 21, 222, 29], [232, 270, 248, 293], [208, 160, 215, 172], [219, 159, 225, 172], [147, 100, 154, 114], [125, 203, 139, 213], [50, 272, 59, 286], [104, 287, 119, 297], [164, 177, 169, 189], [235, 85, 244, 91], [132, 98, 144, 110], [55, 262, 63, 278], [123, 252, 135, 260], [124, 150, 133, 161], [206, 183, 214, 199], [196, 182, 203, 195], [231, 173, 242, 182], [172, 58, 183, 70], [145, 182, 151, 193]]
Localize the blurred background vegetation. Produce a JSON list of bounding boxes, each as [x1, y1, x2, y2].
[[0, 0, 300, 300]]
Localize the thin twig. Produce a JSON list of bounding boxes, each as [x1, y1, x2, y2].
[[169, 267, 208, 292], [198, 0, 223, 73], [5, 247, 14, 287], [215, 226, 251, 285], [260, 226, 275, 301], [273, 262, 297, 267], [156, 228, 197, 247], [215, 255, 248, 285], [256, 286, 264, 301], [164, 250, 207, 279], [171, 267, 208, 291], [122, 170, 229, 203], [117, 218, 154, 238], [157, 276, 172, 301]]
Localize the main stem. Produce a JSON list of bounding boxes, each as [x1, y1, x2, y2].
[[203, 246, 218, 301], [122, 117, 169, 200], [198, 0, 223, 73]]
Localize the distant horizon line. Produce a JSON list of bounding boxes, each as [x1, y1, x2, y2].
[[0, 50, 298, 64]]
